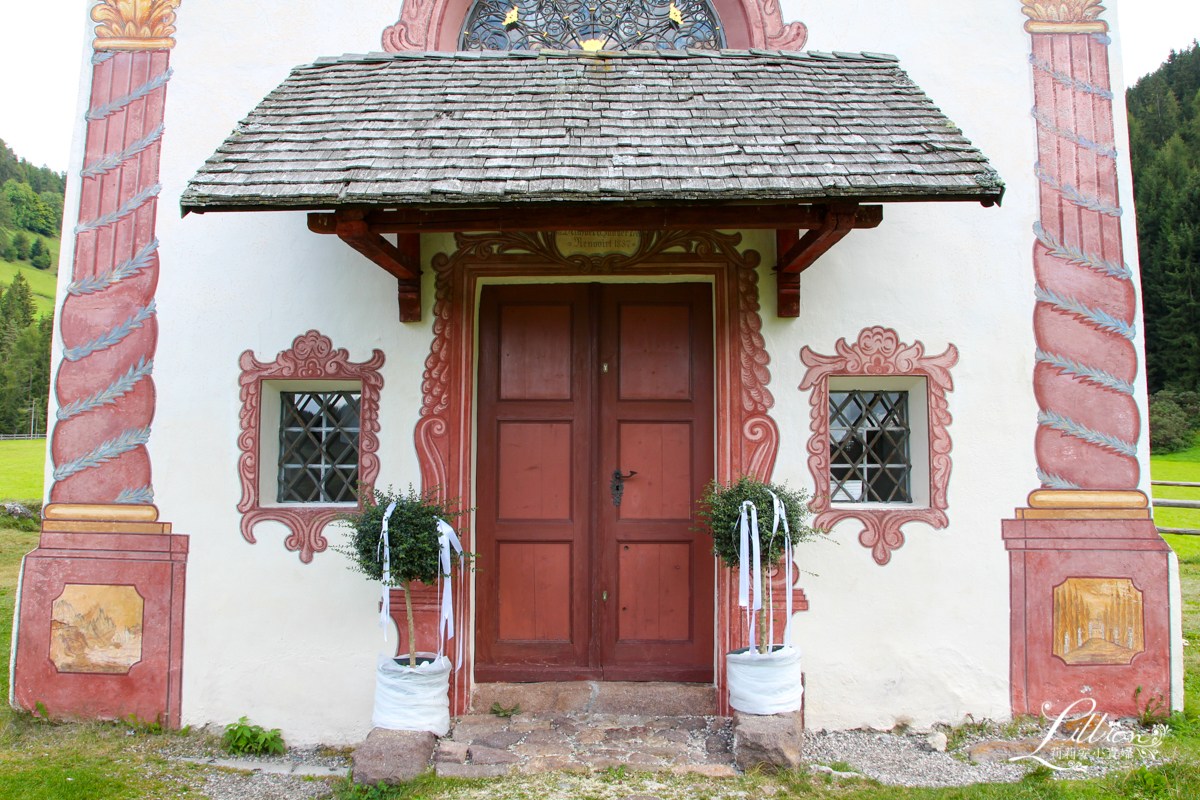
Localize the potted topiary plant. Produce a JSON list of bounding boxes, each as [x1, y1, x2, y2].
[[696, 475, 824, 715], [338, 485, 467, 736]]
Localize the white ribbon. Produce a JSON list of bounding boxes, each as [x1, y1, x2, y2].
[[377, 501, 398, 641], [766, 489, 794, 647], [436, 518, 464, 671], [736, 500, 762, 656]]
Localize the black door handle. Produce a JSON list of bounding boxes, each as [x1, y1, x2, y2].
[[610, 470, 637, 506]]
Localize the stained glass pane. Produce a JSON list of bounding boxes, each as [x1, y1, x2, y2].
[[829, 390, 911, 503], [460, 0, 725, 52], [278, 391, 361, 503]]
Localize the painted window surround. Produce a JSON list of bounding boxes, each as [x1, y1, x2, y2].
[[799, 327, 957, 566], [236, 331, 385, 564]]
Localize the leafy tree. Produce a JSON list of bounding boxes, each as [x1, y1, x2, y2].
[[1, 180, 55, 236], [39, 191, 63, 234], [11, 231, 30, 261]]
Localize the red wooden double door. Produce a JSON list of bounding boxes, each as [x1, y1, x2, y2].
[[476, 283, 715, 682]]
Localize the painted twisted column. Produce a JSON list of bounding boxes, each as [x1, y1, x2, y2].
[[51, 2, 181, 504], [12, 1, 188, 727], [1002, 2, 1173, 719], [1023, 2, 1140, 490]]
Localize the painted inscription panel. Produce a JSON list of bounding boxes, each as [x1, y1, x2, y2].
[[1052, 578, 1144, 666], [50, 584, 144, 674], [555, 230, 640, 257]]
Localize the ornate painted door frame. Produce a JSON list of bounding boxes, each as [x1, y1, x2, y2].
[[413, 230, 783, 714]]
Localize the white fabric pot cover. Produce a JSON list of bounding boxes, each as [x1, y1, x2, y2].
[[726, 645, 804, 715], [372, 652, 452, 736]]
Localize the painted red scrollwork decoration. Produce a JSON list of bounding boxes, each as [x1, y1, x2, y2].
[[382, 0, 806, 52], [799, 327, 957, 565], [237, 331, 385, 563]]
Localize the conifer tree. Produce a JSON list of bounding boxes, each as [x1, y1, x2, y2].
[[11, 231, 30, 260]]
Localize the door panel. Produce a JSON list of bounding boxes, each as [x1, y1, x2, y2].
[[619, 305, 693, 400], [476, 283, 713, 682], [618, 542, 692, 641], [497, 542, 573, 641], [496, 422, 572, 520], [618, 422, 693, 520], [500, 304, 573, 400]]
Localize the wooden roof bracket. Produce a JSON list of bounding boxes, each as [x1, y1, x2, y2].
[[775, 203, 882, 317], [309, 209, 422, 322]]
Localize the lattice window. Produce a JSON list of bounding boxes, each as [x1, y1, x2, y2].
[[459, 0, 725, 51], [829, 390, 912, 503], [277, 391, 361, 503]]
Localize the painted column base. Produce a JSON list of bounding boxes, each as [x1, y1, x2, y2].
[[12, 504, 187, 727], [1004, 491, 1172, 718]]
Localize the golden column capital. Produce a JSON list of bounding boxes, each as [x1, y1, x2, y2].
[[1021, 0, 1109, 33], [91, 0, 182, 51]]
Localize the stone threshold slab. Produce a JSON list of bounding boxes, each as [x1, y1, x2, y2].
[[471, 681, 717, 716]]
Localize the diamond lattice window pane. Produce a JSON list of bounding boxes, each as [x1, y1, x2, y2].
[[828, 390, 911, 503], [278, 391, 361, 503], [459, 0, 725, 52]]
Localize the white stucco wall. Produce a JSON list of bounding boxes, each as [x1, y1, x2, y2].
[[37, 0, 1173, 743], [755, 0, 1036, 731]]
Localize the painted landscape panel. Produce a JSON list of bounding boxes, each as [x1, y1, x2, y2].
[[49, 584, 144, 674]]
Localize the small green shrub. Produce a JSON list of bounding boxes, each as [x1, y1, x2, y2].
[[222, 716, 285, 756], [695, 476, 823, 571], [337, 484, 469, 667], [489, 702, 520, 718], [1135, 685, 1169, 726], [1125, 765, 1171, 797], [1150, 390, 1200, 454], [696, 476, 825, 652]]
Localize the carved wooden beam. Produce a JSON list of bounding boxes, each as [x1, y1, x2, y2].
[[330, 210, 421, 322], [308, 203, 884, 234], [775, 204, 876, 318]]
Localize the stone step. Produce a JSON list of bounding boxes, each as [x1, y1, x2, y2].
[[471, 681, 717, 717]]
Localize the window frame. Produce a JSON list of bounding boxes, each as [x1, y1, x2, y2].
[[826, 376, 930, 508], [800, 327, 957, 566], [263, 380, 363, 507]]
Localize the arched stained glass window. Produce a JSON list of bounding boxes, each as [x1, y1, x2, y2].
[[459, 0, 725, 52]]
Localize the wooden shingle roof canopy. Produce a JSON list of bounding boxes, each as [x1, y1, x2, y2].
[[182, 49, 1004, 318], [182, 49, 1002, 211]]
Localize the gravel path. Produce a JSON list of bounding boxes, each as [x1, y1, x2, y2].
[[159, 732, 349, 800], [158, 719, 1165, 797], [804, 729, 1026, 787]]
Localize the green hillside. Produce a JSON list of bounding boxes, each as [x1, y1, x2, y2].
[[0, 230, 58, 317]]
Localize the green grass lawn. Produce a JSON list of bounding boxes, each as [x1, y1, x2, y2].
[[1153, 442, 1200, 536], [0, 230, 59, 318], [0, 440, 45, 502]]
